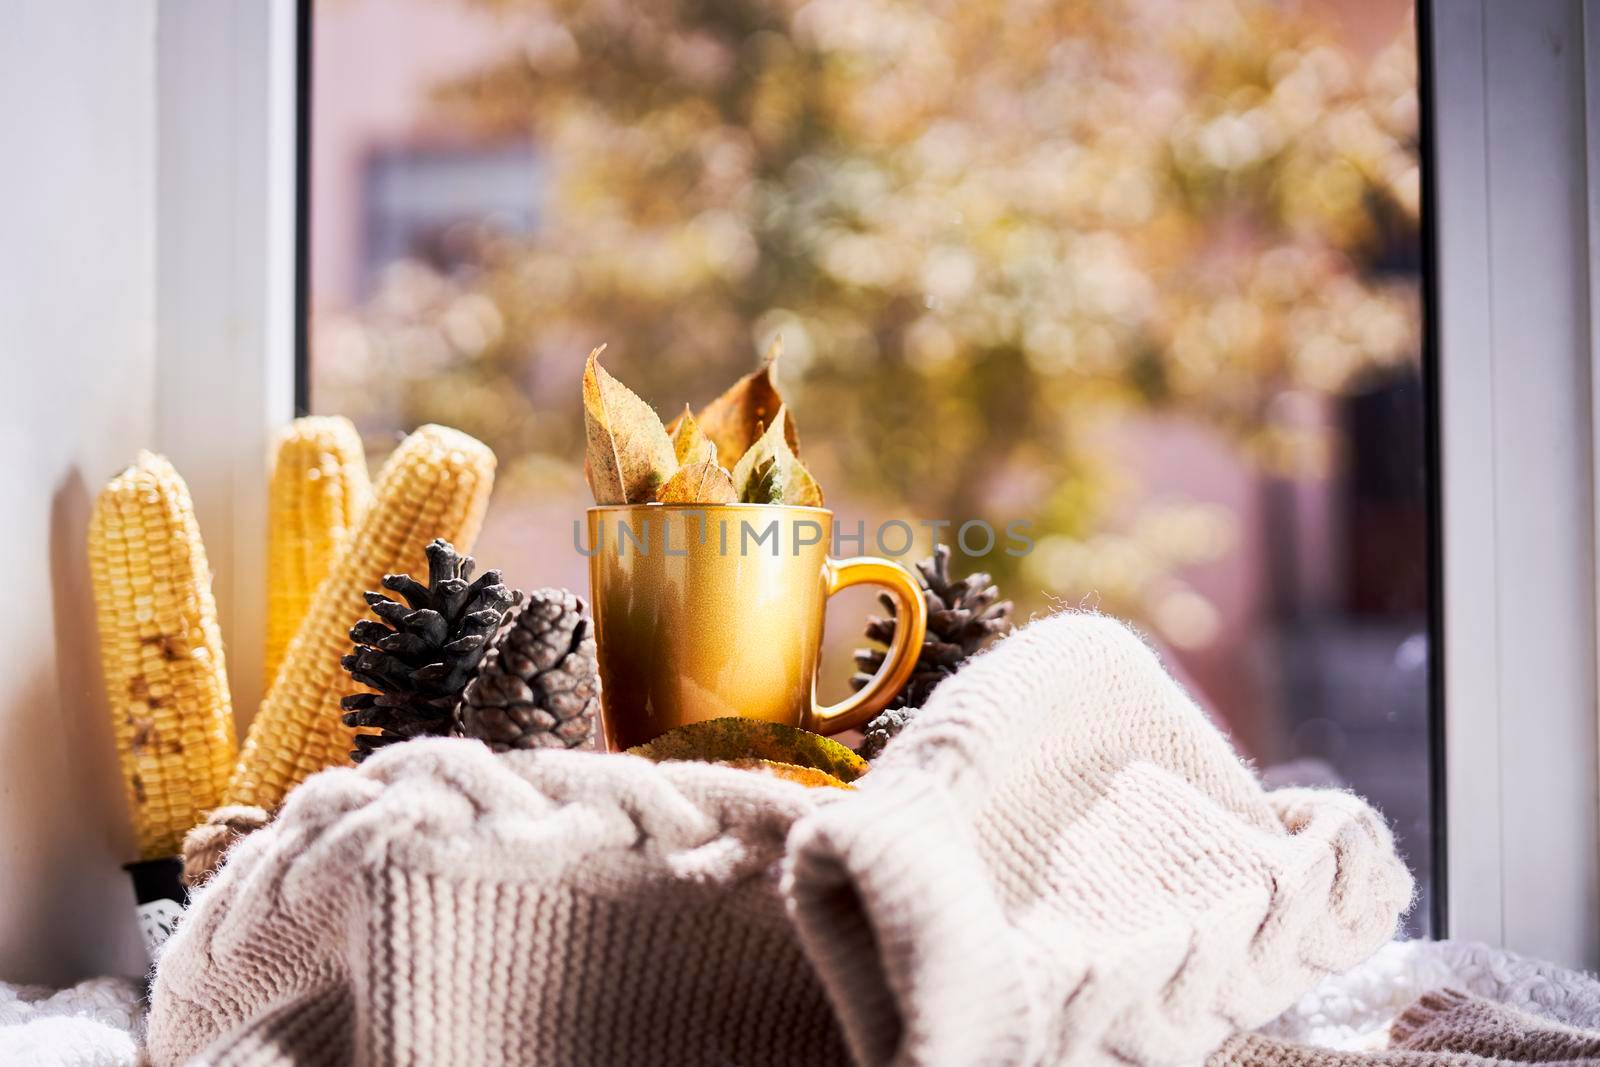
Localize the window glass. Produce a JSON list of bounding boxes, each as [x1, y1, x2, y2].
[[310, 0, 1432, 932]]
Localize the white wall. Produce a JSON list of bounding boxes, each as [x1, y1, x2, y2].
[[0, 0, 294, 985], [0, 0, 295, 985], [0, 2, 160, 982]]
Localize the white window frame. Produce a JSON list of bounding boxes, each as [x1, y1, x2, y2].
[[1428, 0, 1600, 967], [158, 0, 1600, 967], [155, 0, 299, 723]]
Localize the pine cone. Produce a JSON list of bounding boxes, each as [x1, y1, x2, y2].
[[340, 539, 516, 762], [851, 544, 1012, 711], [454, 588, 598, 751], [857, 707, 915, 760]]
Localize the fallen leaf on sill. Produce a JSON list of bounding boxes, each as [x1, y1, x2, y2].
[[626, 716, 868, 783]]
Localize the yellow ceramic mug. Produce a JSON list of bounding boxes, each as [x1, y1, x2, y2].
[[586, 504, 928, 751]]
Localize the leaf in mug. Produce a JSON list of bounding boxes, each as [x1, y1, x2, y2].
[[667, 405, 712, 467], [695, 338, 800, 468], [657, 442, 737, 504], [789, 456, 824, 508], [743, 456, 784, 505], [731, 414, 782, 503], [582, 347, 677, 505], [731, 409, 824, 507]]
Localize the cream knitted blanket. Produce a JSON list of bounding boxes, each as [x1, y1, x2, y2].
[[147, 613, 1411, 1066]]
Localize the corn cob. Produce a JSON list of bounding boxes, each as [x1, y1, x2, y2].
[[225, 425, 496, 809], [89, 452, 238, 859], [264, 416, 372, 690]]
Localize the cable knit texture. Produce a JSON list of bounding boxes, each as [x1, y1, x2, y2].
[[147, 612, 1411, 1066], [786, 612, 1412, 1066], [18, 938, 1599, 1063], [148, 743, 843, 1067]]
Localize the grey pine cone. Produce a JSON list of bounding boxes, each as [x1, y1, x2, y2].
[[340, 539, 516, 762], [857, 706, 916, 760], [851, 544, 1012, 710], [454, 587, 598, 751]]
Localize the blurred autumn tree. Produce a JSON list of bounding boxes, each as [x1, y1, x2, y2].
[[316, 0, 1419, 643]]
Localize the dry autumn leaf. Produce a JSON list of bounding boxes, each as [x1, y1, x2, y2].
[[730, 409, 824, 507], [656, 441, 738, 504], [722, 758, 855, 790], [582, 347, 677, 505], [690, 339, 800, 468], [668, 405, 712, 466], [789, 456, 824, 508]]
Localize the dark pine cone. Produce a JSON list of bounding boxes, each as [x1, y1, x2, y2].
[[454, 588, 598, 751], [857, 707, 915, 760], [340, 539, 517, 762], [851, 544, 1013, 712]]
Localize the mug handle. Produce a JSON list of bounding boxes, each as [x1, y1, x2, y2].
[[805, 557, 929, 736]]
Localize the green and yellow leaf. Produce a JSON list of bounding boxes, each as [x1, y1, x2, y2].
[[582, 347, 677, 505], [730, 409, 824, 507], [723, 758, 855, 790], [742, 456, 784, 504], [626, 717, 869, 783]]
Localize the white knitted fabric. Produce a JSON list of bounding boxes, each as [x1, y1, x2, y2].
[[150, 744, 846, 1067], [0, 977, 144, 1067], [18, 941, 1597, 1063], [787, 613, 1412, 1066], [19, 941, 1598, 1063], [147, 612, 1411, 1066]]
